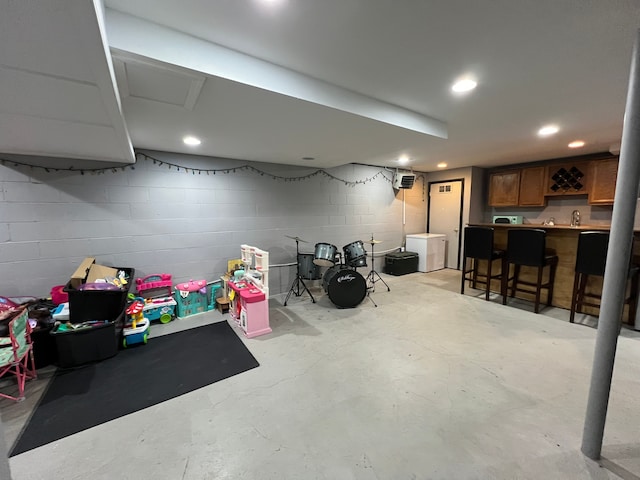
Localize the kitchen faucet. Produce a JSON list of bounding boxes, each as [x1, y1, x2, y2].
[[571, 210, 580, 227]]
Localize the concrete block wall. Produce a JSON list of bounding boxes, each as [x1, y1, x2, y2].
[[0, 151, 426, 299]]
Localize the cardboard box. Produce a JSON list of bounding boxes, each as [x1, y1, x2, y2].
[[69, 257, 96, 288], [86, 264, 119, 283], [227, 258, 244, 274], [69, 257, 120, 288]]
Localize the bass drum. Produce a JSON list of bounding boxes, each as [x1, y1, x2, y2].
[[298, 253, 321, 280], [322, 265, 367, 308], [343, 240, 367, 268]]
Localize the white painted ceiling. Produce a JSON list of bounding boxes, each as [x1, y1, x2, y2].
[[0, 0, 135, 166], [1, 0, 639, 171]]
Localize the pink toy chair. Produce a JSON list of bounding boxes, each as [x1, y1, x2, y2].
[[0, 308, 37, 402]]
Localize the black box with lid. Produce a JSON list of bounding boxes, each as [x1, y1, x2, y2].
[[384, 251, 419, 276], [63, 267, 135, 323]]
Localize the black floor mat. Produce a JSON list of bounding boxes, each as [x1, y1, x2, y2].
[[11, 321, 259, 456]]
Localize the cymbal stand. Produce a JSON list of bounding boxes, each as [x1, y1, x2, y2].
[[284, 238, 316, 306], [366, 239, 390, 294]]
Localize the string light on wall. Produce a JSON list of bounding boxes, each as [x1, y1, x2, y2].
[[0, 157, 135, 176], [0, 152, 397, 187], [415, 173, 427, 201], [134, 153, 394, 186]]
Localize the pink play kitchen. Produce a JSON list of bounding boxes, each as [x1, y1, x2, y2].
[[228, 245, 271, 338]]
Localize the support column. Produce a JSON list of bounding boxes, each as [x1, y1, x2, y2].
[[0, 417, 12, 479], [581, 28, 640, 460]]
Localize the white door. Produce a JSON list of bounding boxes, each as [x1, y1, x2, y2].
[[428, 181, 463, 269]]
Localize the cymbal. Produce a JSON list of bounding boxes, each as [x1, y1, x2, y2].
[[366, 239, 382, 244], [285, 235, 309, 243]]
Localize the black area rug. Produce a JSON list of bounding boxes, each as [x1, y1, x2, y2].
[[11, 321, 259, 456]]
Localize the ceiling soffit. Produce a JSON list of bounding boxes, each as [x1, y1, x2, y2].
[[104, 9, 448, 140]]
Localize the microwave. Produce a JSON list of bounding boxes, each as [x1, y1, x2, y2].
[[493, 215, 523, 224]]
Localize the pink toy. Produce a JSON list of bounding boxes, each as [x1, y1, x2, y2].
[[50, 285, 68, 306], [229, 281, 270, 338], [175, 279, 207, 294], [136, 274, 173, 295], [126, 300, 145, 329]]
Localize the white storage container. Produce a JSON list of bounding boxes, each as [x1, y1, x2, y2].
[[405, 233, 446, 272]]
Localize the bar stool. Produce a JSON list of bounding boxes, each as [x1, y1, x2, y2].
[[570, 231, 639, 323], [460, 226, 505, 301], [502, 228, 558, 313]]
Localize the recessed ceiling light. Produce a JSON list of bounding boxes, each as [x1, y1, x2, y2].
[[398, 155, 410, 165], [437, 162, 447, 168], [538, 125, 559, 136], [568, 140, 585, 148], [256, 0, 286, 7], [451, 78, 477, 93], [183, 136, 201, 146]]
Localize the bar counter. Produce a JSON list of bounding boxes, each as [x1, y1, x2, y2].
[[467, 223, 639, 322], [471, 223, 614, 231]]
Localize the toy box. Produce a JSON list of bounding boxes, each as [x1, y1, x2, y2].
[[174, 279, 208, 317]]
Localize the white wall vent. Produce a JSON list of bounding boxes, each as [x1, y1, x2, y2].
[[393, 171, 416, 189]]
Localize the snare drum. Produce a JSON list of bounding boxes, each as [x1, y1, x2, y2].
[[314, 242, 338, 267], [298, 253, 321, 280], [322, 265, 367, 308], [343, 240, 367, 268]]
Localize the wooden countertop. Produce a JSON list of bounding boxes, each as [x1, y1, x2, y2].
[[470, 223, 612, 231]]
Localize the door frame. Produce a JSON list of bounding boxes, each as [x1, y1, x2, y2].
[[426, 178, 465, 270]]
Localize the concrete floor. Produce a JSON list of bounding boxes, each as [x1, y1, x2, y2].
[[2, 268, 640, 479]]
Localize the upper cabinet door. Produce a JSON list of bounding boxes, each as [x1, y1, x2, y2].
[[518, 166, 546, 206], [489, 170, 520, 206], [589, 157, 618, 205]]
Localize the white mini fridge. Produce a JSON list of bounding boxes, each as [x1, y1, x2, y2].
[[405, 233, 446, 272]]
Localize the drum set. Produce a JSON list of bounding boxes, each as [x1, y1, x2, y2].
[[283, 235, 390, 309]]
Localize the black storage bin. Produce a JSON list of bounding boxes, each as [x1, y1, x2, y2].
[[52, 311, 124, 368], [31, 326, 58, 369], [385, 251, 419, 276], [63, 267, 135, 323]]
